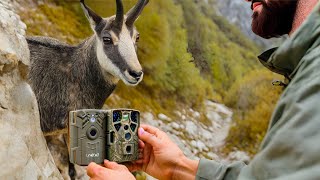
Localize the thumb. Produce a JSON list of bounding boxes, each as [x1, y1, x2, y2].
[[87, 162, 103, 177], [104, 160, 127, 170], [138, 127, 160, 148]]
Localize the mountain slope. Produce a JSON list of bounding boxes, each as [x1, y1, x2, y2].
[[176, 0, 261, 97], [17, 0, 281, 158]]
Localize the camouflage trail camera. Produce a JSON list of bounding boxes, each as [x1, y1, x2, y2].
[[68, 109, 140, 166]]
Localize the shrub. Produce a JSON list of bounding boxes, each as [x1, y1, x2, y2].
[[224, 69, 283, 155]]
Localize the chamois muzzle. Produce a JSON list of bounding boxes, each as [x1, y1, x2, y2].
[[129, 70, 143, 81]]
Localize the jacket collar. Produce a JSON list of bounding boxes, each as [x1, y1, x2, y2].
[[258, 2, 320, 80]]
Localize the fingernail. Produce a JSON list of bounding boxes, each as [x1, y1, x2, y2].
[[139, 128, 144, 135]]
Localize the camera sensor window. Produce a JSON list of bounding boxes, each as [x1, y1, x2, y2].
[[130, 111, 139, 123], [114, 124, 121, 131], [126, 145, 132, 153], [130, 124, 137, 132], [113, 111, 122, 122], [125, 133, 132, 140]]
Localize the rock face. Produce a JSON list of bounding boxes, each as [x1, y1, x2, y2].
[[0, 1, 62, 179]]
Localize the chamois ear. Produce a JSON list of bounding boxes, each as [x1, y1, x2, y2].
[[80, 0, 102, 31], [126, 0, 149, 27]]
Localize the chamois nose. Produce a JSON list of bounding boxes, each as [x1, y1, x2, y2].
[[129, 70, 143, 80]]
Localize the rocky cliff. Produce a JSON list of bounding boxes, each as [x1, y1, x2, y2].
[[0, 0, 62, 179]]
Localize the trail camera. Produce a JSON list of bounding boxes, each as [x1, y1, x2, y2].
[[68, 109, 140, 166]]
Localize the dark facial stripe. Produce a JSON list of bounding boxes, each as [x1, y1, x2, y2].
[[95, 21, 107, 35], [129, 26, 135, 37], [103, 45, 129, 72], [95, 19, 138, 73]]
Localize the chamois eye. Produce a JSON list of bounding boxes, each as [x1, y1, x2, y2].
[[103, 37, 113, 45], [136, 35, 140, 43]]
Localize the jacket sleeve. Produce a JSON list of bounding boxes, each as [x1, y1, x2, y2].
[[195, 159, 246, 180]]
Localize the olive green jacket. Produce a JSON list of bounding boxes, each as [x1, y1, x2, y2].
[[196, 2, 320, 180]]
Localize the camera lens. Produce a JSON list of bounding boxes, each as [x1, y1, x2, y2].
[[130, 111, 139, 123], [87, 126, 99, 140], [125, 133, 131, 140], [90, 129, 97, 136], [124, 125, 129, 130]]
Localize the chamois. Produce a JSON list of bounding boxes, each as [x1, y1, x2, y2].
[[27, 0, 149, 178]]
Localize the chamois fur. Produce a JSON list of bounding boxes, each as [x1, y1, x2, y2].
[[27, 0, 149, 178]]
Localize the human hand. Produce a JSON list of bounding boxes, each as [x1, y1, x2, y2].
[[127, 124, 199, 180], [87, 160, 135, 180]]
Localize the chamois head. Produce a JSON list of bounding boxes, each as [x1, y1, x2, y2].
[[80, 0, 149, 85]]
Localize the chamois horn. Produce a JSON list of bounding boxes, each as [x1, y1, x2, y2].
[[126, 0, 149, 27], [115, 0, 124, 29]]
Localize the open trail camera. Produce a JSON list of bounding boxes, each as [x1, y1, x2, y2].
[[68, 109, 140, 166]]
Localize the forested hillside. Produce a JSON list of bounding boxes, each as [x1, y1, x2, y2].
[[18, 0, 282, 156]]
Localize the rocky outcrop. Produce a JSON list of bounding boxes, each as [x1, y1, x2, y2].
[[0, 1, 62, 179]]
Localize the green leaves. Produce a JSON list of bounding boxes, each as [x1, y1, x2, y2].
[[224, 70, 282, 156]]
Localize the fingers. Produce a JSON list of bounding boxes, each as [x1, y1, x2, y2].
[[88, 161, 134, 179], [139, 148, 144, 159], [139, 139, 145, 149], [87, 162, 107, 178], [143, 143, 152, 165], [125, 161, 143, 172], [104, 160, 128, 171], [124, 149, 144, 172], [87, 162, 97, 177], [135, 159, 144, 164], [140, 124, 163, 136], [138, 127, 161, 148]]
